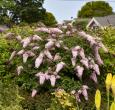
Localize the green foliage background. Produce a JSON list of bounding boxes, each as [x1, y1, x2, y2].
[[0, 25, 115, 109], [78, 1, 113, 18]]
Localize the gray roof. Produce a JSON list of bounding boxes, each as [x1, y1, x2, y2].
[[94, 15, 115, 26]]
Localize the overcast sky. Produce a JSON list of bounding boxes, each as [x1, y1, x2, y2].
[[43, 0, 115, 23]]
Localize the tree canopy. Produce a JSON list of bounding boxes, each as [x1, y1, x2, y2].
[[78, 1, 113, 18], [42, 12, 57, 26], [0, 0, 46, 24]]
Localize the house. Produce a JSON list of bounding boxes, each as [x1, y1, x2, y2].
[[62, 20, 72, 25], [86, 15, 115, 29]]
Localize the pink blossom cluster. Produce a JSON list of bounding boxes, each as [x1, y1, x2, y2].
[[78, 31, 108, 65], [71, 85, 89, 102], [35, 72, 60, 87], [8, 26, 108, 101], [34, 61, 65, 86], [71, 45, 100, 83], [35, 27, 63, 35]]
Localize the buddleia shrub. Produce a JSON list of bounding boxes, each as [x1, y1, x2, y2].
[[6, 24, 109, 106], [0, 25, 110, 110]]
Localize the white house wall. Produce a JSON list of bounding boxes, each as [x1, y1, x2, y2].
[[86, 18, 101, 28]]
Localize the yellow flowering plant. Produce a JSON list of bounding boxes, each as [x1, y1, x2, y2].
[[111, 75, 115, 100], [95, 73, 115, 110], [105, 73, 112, 110], [105, 73, 112, 91], [49, 89, 79, 110], [95, 89, 101, 110], [110, 102, 115, 110]]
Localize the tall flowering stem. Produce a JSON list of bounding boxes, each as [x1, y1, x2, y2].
[[95, 89, 101, 110], [110, 102, 115, 110], [105, 73, 112, 110], [111, 75, 115, 102]]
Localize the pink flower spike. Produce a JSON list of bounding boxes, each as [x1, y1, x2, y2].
[[53, 53, 61, 61], [51, 34, 57, 37], [44, 49, 53, 60], [73, 46, 81, 51], [21, 37, 31, 48], [93, 64, 100, 75], [94, 45, 103, 65], [39, 73, 46, 85], [80, 58, 89, 69], [9, 51, 16, 61], [47, 38, 56, 42], [45, 74, 50, 80], [76, 90, 82, 102], [32, 46, 40, 50], [45, 41, 55, 49], [71, 48, 78, 58], [55, 41, 61, 48], [71, 57, 76, 67], [35, 72, 43, 77], [17, 49, 25, 55], [31, 89, 37, 98], [81, 85, 89, 100], [79, 48, 85, 59], [82, 88, 88, 101], [35, 27, 50, 33], [82, 85, 89, 90], [49, 28, 63, 34], [90, 71, 98, 83], [50, 75, 56, 87], [23, 53, 29, 63], [32, 35, 43, 41], [17, 66, 23, 75], [75, 66, 84, 79], [55, 62, 65, 74], [78, 31, 96, 46], [75, 94, 81, 102], [35, 52, 44, 68], [66, 31, 71, 36], [26, 51, 35, 57]]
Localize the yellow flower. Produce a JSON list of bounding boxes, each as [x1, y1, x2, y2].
[[64, 100, 72, 106], [105, 73, 112, 91], [95, 89, 101, 110], [111, 75, 115, 97], [110, 102, 115, 110]]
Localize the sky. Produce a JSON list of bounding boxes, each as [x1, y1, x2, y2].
[[43, 0, 115, 23]]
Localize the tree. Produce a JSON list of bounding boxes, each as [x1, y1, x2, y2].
[[78, 1, 113, 18], [0, 0, 14, 25], [43, 12, 57, 26], [0, 0, 46, 24], [12, 0, 46, 23]]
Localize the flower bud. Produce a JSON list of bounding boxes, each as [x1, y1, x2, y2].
[[110, 102, 115, 110], [111, 75, 115, 97], [105, 73, 112, 91], [95, 89, 101, 110]]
